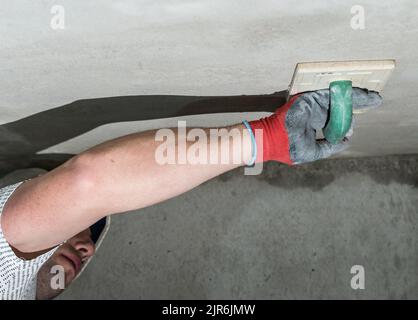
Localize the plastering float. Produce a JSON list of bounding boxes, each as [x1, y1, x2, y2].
[[288, 59, 396, 143]]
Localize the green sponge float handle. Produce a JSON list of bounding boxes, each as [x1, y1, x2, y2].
[[323, 80, 353, 144]]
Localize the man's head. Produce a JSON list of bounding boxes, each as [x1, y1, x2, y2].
[[36, 228, 96, 300]]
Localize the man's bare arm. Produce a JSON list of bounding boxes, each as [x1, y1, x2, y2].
[[1, 88, 381, 254], [1, 125, 249, 253]]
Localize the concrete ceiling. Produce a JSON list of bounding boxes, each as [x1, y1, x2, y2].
[[1, 0, 417, 157]]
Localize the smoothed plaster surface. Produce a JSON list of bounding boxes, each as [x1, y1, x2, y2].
[[1, 0, 417, 157]]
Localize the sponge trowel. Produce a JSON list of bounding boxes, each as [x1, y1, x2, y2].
[[288, 59, 395, 144]]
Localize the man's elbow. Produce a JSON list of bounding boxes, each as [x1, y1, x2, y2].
[[64, 153, 99, 194], [1, 153, 100, 254]]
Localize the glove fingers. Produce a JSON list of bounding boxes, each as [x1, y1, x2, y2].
[[293, 95, 329, 131], [352, 88, 383, 111], [315, 138, 350, 160], [300, 87, 382, 131]]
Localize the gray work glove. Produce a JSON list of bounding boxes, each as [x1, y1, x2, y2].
[[248, 88, 382, 165]]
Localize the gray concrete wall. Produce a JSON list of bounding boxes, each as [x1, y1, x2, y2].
[[1, 0, 417, 157]]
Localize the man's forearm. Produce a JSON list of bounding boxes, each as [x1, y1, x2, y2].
[[2, 124, 252, 253]]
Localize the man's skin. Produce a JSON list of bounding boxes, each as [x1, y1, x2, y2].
[[1, 124, 251, 255], [36, 228, 95, 300], [0, 87, 382, 259]]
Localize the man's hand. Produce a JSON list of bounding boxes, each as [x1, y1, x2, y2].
[[248, 87, 383, 165]]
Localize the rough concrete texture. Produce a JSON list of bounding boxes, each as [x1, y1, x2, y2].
[[1, 0, 417, 157], [52, 155, 416, 300]]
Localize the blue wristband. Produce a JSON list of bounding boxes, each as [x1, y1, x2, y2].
[[242, 120, 257, 166]]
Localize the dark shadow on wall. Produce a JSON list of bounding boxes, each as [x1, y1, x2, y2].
[[0, 91, 287, 177]]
